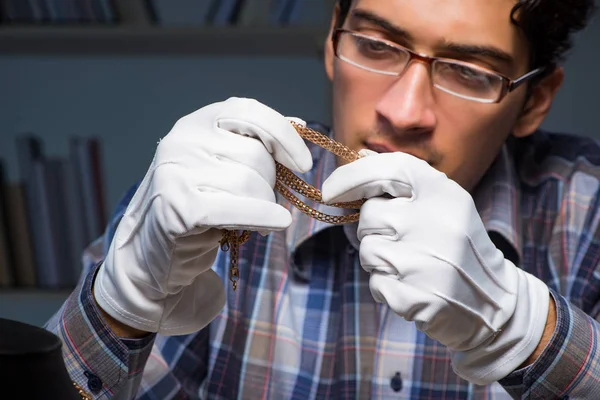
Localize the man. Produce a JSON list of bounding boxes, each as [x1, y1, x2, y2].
[[45, 0, 599, 398]]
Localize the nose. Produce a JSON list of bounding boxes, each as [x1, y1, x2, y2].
[[375, 61, 437, 134]]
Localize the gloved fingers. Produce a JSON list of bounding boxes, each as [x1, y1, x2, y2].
[[153, 159, 279, 216], [359, 236, 434, 279], [356, 197, 418, 241], [215, 97, 313, 173], [187, 191, 293, 232], [369, 271, 492, 352], [122, 162, 290, 244], [368, 271, 442, 323], [285, 116, 307, 126], [360, 233, 504, 306], [159, 269, 227, 335], [191, 160, 279, 203], [362, 236, 515, 343], [165, 233, 222, 286], [321, 152, 442, 204], [204, 130, 278, 187], [156, 136, 283, 205], [360, 237, 456, 299]]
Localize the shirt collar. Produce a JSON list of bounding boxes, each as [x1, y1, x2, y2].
[[284, 131, 523, 279], [472, 142, 523, 264]]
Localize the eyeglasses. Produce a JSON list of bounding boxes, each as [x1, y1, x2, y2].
[[332, 29, 545, 104]]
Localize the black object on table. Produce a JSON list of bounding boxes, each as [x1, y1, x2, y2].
[[0, 317, 83, 399]]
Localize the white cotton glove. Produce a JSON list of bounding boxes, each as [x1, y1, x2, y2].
[[321, 151, 550, 385], [94, 97, 313, 336]]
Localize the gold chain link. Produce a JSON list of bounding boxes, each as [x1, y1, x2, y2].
[[73, 382, 93, 399], [221, 121, 364, 290], [219, 230, 251, 291]]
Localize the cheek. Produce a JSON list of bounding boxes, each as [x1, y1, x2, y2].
[[437, 100, 521, 190], [332, 62, 385, 141]]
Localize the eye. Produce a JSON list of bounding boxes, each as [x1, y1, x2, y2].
[[354, 36, 396, 58], [445, 64, 494, 87], [456, 65, 485, 81]]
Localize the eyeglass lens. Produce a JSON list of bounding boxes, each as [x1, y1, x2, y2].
[[337, 32, 505, 103]]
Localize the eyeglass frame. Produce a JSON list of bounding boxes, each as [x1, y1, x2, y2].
[[331, 28, 546, 104]]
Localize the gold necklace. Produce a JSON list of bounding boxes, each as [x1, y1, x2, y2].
[[68, 123, 364, 394], [220, 121, 364, 291], [73, 382, 93, 399]]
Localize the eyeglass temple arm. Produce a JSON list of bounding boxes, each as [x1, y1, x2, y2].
[[508, 67, 546, 91]]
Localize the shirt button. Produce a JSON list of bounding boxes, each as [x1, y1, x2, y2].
[[84, 370, 103, 393], [390, 372, 403, 392]]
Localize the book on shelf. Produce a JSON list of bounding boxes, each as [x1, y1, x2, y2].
[[0, 0, 117, 24], [145, 0, 306, 27], [148, 0, 213, 26], [0, 170, 37, 288], [0, 161, 15, 288], [0, 134, 108, 290], [0, 0, 333, 28]]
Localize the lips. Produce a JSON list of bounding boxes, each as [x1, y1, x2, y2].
[[364, 141, 431, 164], [364, 142, 396, 154]]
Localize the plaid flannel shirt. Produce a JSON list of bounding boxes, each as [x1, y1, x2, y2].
[[45, 123, 600, 399]]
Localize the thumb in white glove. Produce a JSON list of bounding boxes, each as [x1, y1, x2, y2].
[[321, 151, 550, 384], [94, 97, 313, 336]]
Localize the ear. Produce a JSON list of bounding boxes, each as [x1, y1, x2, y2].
[[512, 67, 564, 138], [324, 4, 341, 82]]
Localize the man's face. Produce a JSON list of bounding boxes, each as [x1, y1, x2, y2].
[[325, 0, 558, 191]]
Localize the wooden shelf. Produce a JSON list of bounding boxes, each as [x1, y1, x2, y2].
[[0, 289, 72, 327], [0, 25, 328, 56], [0, 288, 73, 296]]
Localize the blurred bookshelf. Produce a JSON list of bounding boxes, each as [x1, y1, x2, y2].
[[0, 25, 327, 56], [0, 0, 333, 326], [0, 0, 332, 55]]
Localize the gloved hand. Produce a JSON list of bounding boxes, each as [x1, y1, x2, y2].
[[94, 97, 313, 336], [321, 151, 550, 384]]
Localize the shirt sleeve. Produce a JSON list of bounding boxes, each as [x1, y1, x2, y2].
[[499, 290, 600, 399], [44, 182, 157, 399]]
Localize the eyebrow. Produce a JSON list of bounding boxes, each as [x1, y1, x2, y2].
[[350, 9, 414, 41], [349, 9, 514, 67], [442, 42, 514, 66]]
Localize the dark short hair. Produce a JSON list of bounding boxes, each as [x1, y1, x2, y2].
[[335, 0, 596, 71]]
